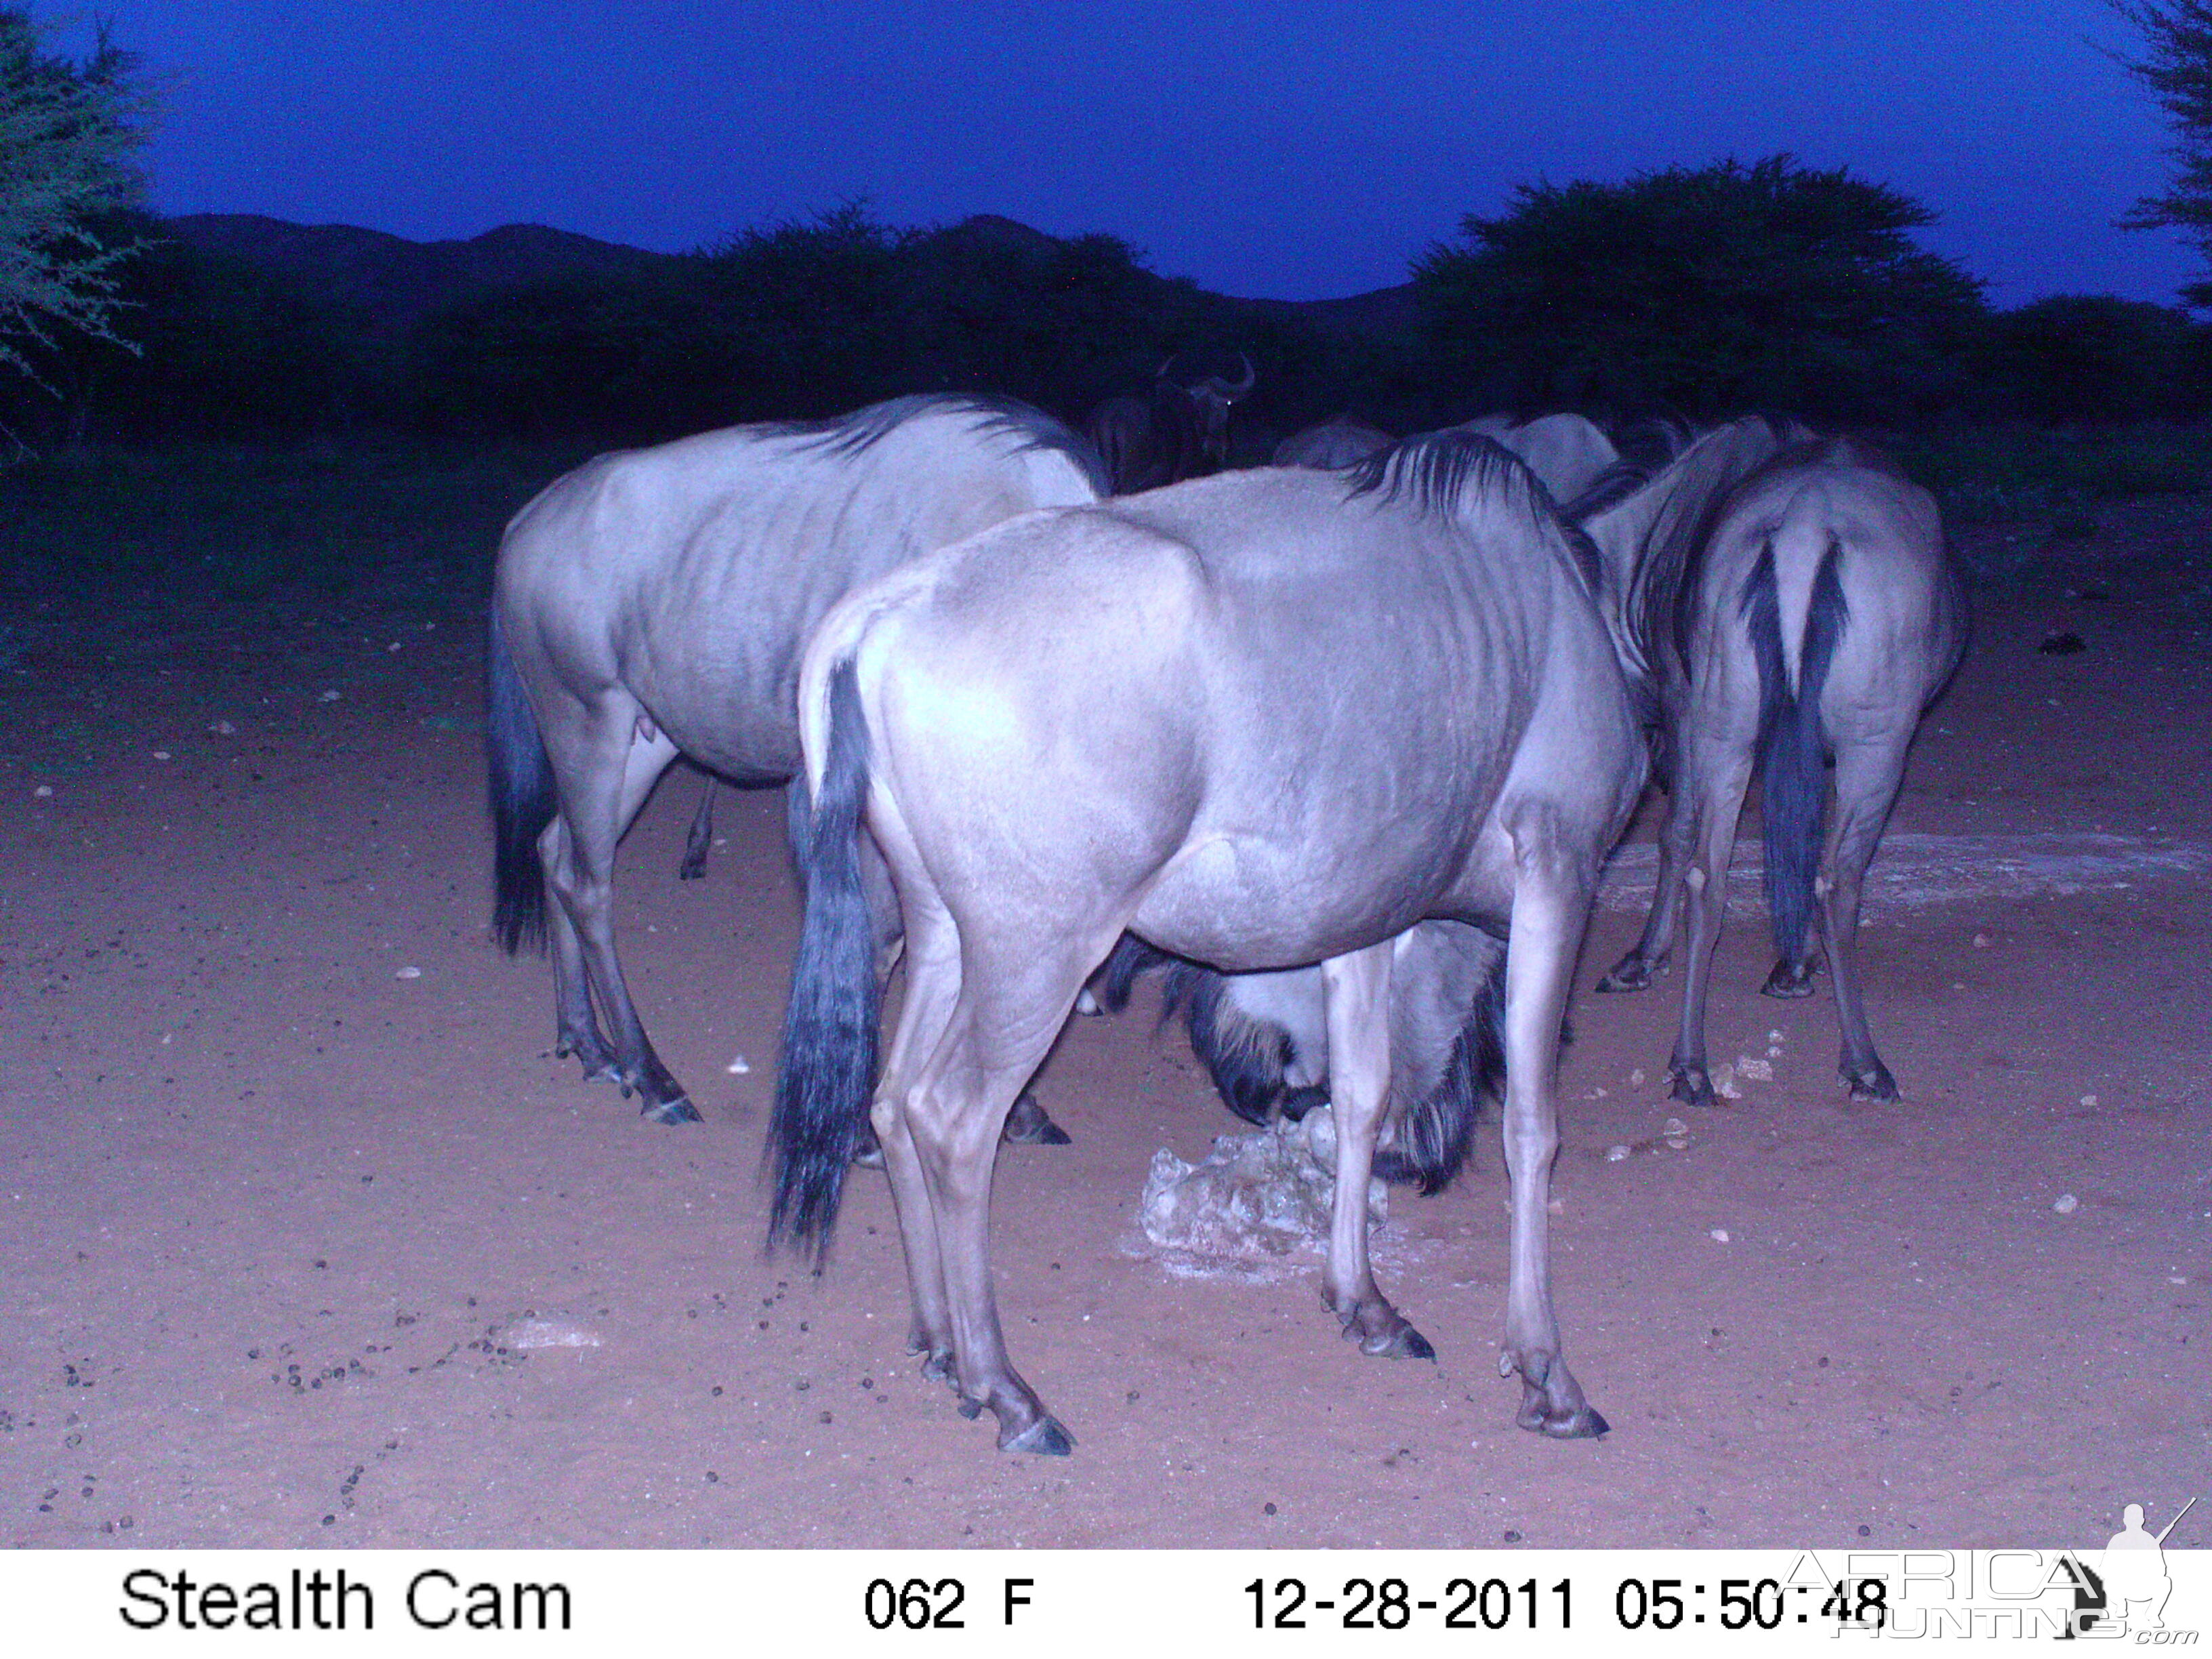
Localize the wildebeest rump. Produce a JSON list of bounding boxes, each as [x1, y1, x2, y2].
[[485, 394, 1104, 1126], [1588, 428, 1969, 1104], [769, 434, 1647, 1454]]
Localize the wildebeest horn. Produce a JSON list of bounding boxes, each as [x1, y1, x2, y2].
[[1223, 351, 1255, 398]]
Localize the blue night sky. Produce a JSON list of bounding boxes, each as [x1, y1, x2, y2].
[[48, 0, 2201, 307]]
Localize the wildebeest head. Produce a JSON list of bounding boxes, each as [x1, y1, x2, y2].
[[1160, 348, 1256, 469]]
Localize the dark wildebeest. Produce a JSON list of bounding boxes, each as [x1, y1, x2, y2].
[[487, 394, 1105, 1127], [1586, 427, 1968, 1105], [769, 432, 1646, 1454], [1086, 350, 1256, 494], [1272, 415, 1393, 470]]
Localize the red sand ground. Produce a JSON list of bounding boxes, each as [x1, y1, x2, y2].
[[2, 501, 2206, 1550]]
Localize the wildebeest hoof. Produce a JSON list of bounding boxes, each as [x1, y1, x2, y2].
[[1761, 958, 1818, 998], [642, 1095, 702, 1126], [1843, 1061, 1899, 1102], [1002, 1093, 1072, 1147], [557, 1033, 620, 1084], [1668, 1065, 1717, 1107], [1073, 989, 1103, 1017], [1517, 1387, 1610, 1439], [1595, 954, 1654, 993], [956, 1397, 984, 1420], [1002, 1414, 1076, 1456], [912, 1343, 957, 1385], [1364, 1324, 1437, 1361]]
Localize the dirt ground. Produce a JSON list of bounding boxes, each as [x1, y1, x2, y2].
[[2, 495, 2207, 1551]]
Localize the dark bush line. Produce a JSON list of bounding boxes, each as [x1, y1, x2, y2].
[[7, 168, 2212, 459]]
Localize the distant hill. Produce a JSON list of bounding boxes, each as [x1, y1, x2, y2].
[[161, 214, 670, 331], [158, 211, 1417, 342]]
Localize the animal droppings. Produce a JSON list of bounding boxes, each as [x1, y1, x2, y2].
[[1605, 1145, 1631, 1162], [209, 720, 238, 736], [2052, 1194, 2079, 1215], [32, 785, 51, 798], [394, 966, 421, 980], [1973, 933, 1991, 947], [724, 1055, 752, 1075], [1708, 1228, 1732, 1244]]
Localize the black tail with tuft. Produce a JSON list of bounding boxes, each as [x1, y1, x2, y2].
[[487, 611, 557, 956], [768, 661, 882, 1257], [1741, 539, 1848, 967], [1374, 953, 1507, 1195]]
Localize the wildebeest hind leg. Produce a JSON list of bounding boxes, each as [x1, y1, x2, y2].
[[1599, 788, 1692, 993], [1320, 942, 1433, 1359], [1668, 739, 1756, 1107], [1821, 731, 1912, 1101], [541, 842, 616, 1081], [677, 777, 715, 880], [542, 710, 695, 1123], [869, 897, 966, 1385], [902, 949, 1096, 1454]]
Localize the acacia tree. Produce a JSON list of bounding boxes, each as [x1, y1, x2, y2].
[[1413, 156, 1986, 422], [0, 9, 152, 381], [2112, 1, 2212, 304]]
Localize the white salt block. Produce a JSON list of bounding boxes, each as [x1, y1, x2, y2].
[[394, 966, 422, 980], [2053, 1193, 2078, 1215]]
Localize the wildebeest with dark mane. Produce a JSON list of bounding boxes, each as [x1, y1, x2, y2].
[[486, 393, 1105, 1127], [1086, 348, 1256, 493], [769, 431, 1646, 1454], [1586, 425, 1968, 1105]]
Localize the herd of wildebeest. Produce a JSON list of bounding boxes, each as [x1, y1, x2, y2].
[[484, 350, 1967, 1455]]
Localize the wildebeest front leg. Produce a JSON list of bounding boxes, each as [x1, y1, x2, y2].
[[1501, 838, 1607, 1437], [1821, 731, 1912, 1100], [1321, 943, 1433, 1359]]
